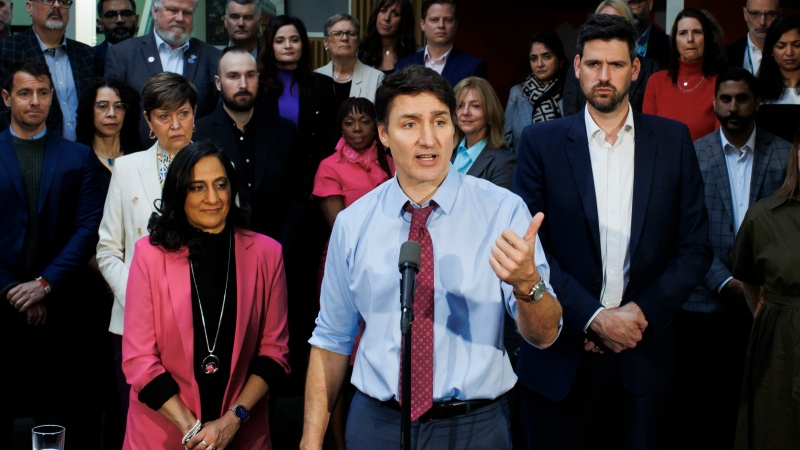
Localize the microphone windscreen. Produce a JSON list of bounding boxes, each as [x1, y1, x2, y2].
[[398, 241, 421, 268]]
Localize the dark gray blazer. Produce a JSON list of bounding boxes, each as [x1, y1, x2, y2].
[[105, 32, 222, 148], [561, 55, 664, 117], [687, 127, 790, 312], [451, 145, 516, 190]]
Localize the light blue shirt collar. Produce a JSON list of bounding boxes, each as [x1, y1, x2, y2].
[[153, 30, 190, 53], [385, 166, 459, 217], [10, 126, 47, 140], [33, 29, 66, 51], [453, 137, 486, 174]]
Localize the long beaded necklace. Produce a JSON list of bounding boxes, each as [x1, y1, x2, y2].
[[189, 229, 232, 375]]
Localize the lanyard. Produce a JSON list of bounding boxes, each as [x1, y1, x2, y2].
[[746, 44, 756, 75]]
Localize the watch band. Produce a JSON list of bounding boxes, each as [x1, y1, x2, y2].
[[36, 277, 51, 294], [513, 278, 546, 303]]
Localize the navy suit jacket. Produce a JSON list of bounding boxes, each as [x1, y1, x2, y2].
[[395, 47, 487, 87], [105, 32, 222, 148], [0, 128, 104, 297], [725, 37, 747, 69], [512, 111, 712, 400], [686, 127, 790, 313], [94, 40, 110, 68], [0, 28, 103, 137]]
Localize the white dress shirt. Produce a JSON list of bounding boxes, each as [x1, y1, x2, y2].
[[424, 45, 453, 75], [744, 34, 763, 76], [584, 105, 636, 328], [716, 127, 756, 293]]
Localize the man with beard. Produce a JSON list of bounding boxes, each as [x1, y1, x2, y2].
[[94, 0, 139, 67], [224, 0, 262, 59], [627, 0, 670, 68], [105, 0, 221, 148], [726, 0, 781, 75], [513, 15, 712, 449], [0, 0, 12, 39], [193, 47, 298, 241], [0, 0, 102, 140], [670, 67, 790, 448]]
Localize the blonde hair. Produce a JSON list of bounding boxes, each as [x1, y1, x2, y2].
[[453, 77, 508, 149], [595, 0, 634, 23]]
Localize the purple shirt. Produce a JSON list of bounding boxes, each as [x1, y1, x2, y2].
[[277, 69, 300, 126]]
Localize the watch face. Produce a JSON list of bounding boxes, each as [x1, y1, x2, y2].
[[233, 405, 249, 421]]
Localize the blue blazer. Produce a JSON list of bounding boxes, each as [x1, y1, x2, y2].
[[0, 129, 104, 295], [686, 127, 790, 313], [395, 47, 487, 87], [105, 32, 222, 148], [512, 111, 712, 400]]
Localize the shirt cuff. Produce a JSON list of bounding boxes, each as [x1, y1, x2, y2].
[[248, 356, 288, 390], [138, 372, 179, 411], [584, 307, 604, 333], [716, 277, 734, 294]]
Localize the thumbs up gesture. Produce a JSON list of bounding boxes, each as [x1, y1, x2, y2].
[[490, 212, 544, 294]]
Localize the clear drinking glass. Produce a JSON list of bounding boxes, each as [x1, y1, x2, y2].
[[31, 425, 65, 450]]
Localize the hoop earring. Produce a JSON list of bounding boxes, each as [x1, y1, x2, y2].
[[149, 130, 156, 140]]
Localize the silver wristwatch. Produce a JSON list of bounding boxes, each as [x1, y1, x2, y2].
[[513, 278, 546, 303]]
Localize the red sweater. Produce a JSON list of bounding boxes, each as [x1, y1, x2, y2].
[[643, 59, 718, 141]]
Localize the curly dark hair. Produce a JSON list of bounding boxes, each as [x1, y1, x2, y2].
[[358, 0, 417, 68], [76, 77, 142, 152], [759, 14, 800, 103], [336, 97, 393, 178], [148, 141, 250, 253], [258, 15, 318, 99]]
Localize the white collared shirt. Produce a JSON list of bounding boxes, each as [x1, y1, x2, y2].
[[584, 105, 635, 325], [154, 30, 190, 75], [744, 34, 763, 75], [720, 127, 756, 235], [424, 45, 453, 75]]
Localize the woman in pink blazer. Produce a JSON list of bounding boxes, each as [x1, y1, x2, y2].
[[122, 141, 290, 450]]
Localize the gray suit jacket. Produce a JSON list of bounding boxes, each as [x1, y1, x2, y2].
[[451, 145, 516, 190], [687, 127, 790, 312], [105, 32, 222, 148]]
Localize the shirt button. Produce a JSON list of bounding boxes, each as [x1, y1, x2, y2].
[[240, 136, 243, 141], [137, 227, 142, 235], [611, 238, 616, 243], [245, 159, 250, 163], [248, 183, 252, 187], [133, 197, 139, 204]]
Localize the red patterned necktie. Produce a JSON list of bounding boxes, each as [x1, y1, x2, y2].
[[402, 201, 436, 421]]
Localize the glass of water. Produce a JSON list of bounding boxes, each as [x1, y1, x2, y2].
[[31, 425, 65, 450]]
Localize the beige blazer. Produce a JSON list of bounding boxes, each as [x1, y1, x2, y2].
[[96, 143, 162, 335], [315, 59, 384, 103]]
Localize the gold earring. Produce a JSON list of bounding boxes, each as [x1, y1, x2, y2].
[[193, 124, 197, 132], [149, 130, 156, 140]]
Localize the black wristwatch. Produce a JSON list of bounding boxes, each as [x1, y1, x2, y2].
[[230, 404, 250, 423]]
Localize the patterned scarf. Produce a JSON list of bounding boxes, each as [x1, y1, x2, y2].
[[335, 137, 381, 172], [522, 73, 562, 123]]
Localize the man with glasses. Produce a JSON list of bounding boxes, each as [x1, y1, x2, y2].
[[626, 0, 670, 68], [94, 0, 139, 67], [395, 0, 486, 87], [105, 0, 221, 149], [0, 0, 12, 39], [726, 0, 781, 75], [0, 0, 103, 140]]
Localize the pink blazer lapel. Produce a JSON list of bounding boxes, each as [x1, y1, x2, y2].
[[163, 247, 198, 407], [223, 230, 256, 408]]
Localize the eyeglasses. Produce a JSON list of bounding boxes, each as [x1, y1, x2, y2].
[[328, 30, 358, 40], [746, 9, 780, 21], [102, 9, 136, 20], [94, 101, 129, 114], [38, 0, 73, 9]]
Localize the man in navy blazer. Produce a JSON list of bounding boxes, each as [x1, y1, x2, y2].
[[513, 15, 712, 449], [105, 0, 221, 148], [0, 59, 103, 448], [394, 0, 486, 87]]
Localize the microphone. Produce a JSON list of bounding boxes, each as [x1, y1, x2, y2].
[[398, 241, 421, 333]]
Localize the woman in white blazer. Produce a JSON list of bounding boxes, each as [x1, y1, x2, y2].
[[315, 14, 384, 104], [96, 72, 197, 421]]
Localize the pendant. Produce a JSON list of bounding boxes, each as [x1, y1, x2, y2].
[[683, 82, 688, 86], [202, 354, 220, 374]]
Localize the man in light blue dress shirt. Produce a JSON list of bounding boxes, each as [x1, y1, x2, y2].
[[300, 66, 562, 450]]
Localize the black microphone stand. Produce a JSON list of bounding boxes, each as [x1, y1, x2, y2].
[[399, 247, 419, 450]]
